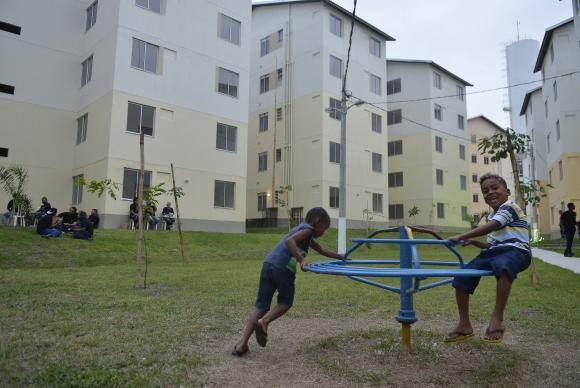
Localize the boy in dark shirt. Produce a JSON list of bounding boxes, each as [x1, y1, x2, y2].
[[36, 208, 62, 238], [72, 211, 94, 240]]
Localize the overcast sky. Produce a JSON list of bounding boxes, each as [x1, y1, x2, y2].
[[332, 0, 574, 127]]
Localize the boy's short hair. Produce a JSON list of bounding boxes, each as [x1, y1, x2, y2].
[[479, 173, 507, 189], [568, 202, 575, 209], [305, 207, 330, 225]]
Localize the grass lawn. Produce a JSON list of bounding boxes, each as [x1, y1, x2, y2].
[[534, 236, 580, 256], [0, 226, 579, 387]]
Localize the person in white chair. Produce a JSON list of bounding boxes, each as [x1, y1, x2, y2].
[[161, 202, 175, 230]]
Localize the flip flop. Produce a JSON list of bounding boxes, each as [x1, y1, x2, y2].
[[483, 327, 505, 343], [444, 331, 474, 343], [254, 322, 268, 347], [231, 345, 248, 357]]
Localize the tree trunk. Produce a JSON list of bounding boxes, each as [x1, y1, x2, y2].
[[136, 131, 145, 288], [171, 163, 186, 265], [508, 149, 524, 210]]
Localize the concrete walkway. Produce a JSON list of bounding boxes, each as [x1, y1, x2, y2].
[[532, 247, 580, 274]]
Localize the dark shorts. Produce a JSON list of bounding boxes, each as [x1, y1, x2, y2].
[[255, 262, 296, 311], [452, 246, 531, 294]]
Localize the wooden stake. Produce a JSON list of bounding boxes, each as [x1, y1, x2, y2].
[[171, 163, 186, 264], [402, 323, 411, 350], [135, 131, 145, 288]]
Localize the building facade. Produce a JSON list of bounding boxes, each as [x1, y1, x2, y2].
[[533, 14, 580, 238], [0, 0, 251, 231], [247, 0, 394, 228], [386, 60, 471, 229]]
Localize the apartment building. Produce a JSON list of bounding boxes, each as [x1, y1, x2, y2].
[[520, 87, 551, 237], [466, 116, 513, 225], [533, 14, 580, 238], [0, 0, 251, 231], [247, 0, 394, 227], [386, 60, 471, 230]]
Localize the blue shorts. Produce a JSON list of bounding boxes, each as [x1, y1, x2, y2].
[[255, 262, 296, 310], [452, 246, 531, 294]]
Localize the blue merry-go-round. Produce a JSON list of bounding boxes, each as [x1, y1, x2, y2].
[[306, 225, 493, 349]]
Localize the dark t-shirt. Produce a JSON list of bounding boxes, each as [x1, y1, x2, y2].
[[59, 212, 78, 224], [89, 214, 99, 228], [6, 200, 13, 212], [81, 219, 94, 237], [39, 202, 51, 213], [162, 207, 174, 215], [36, 214, 53, 233], [561, 210, 577, 232]]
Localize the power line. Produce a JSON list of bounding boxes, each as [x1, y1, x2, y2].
[[342, 0, 357, 95], [367, 70, 580, 105]]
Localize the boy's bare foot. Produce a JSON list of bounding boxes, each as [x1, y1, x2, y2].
[[254, 320, 268, 347], [232, 343, 249, 357]]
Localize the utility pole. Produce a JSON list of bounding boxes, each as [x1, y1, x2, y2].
[[338, 89, 348, 254]]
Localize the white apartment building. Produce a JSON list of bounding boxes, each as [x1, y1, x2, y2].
[[0, 0, 251, 231], [247, 0, 394, 228], [520, 87, 551, 237], [533, 13, 580, 238], [466, 116, 513, 225], [386, 59, 471, 230]]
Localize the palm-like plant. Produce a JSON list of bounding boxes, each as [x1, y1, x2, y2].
[[0, 165, 33, 226]]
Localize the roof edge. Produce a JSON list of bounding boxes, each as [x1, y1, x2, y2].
[[387, 58, 473, 87], [519, 86, 542, 116], [467, 115, 505, 132], [533, 17, 574, 72]]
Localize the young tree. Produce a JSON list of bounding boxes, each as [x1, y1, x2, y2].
[[0, 165, 33, 226], [408, 206, 420, 225]]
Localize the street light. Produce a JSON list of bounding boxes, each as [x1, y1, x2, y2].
[[326, 95, 365, 254]]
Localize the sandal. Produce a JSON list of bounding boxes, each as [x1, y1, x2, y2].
[[231, 345, 248, 357], [444, 331, 474, 343], [483, 327, 505, 343], [254, 322, 268, 347]]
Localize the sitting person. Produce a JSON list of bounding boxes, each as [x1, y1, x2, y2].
[[161, 202, 175, 230], [58, 206, 78, 232], [2, 199, 13, 225], [72, 211, 94, 240], [89, 208, 100, 229], [129, 197, 139, 229], [36, 208, 62, 238], [34, 196, 52, 219], [146, 201, 160, 229]]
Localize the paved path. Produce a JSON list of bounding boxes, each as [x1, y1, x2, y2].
[[532, 247, 580, 274]]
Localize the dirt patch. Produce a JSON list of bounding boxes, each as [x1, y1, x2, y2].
[[203, 315, 579, 387], [139, 284, 177, 294]]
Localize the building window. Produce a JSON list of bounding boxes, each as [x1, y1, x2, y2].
[[388, 140, 403, 156], [371, 113, 382, 133], [456, 85, 464, 101], [0, 21, 21, 35], [388, 172, 403, 187], [127, 102, 155, 136], [436, 169, 444, 185], [328, 98, 341, 120], [217, 67, 239, 98], [457, 114, 465, 130], [214, 180, 235, 209], [545, 100, 548, 118], [471, 134, 477, 144], [389, 204, 404, 219], [459, 144, 466, 160], [329, 141, 340, 164], [547, 134, 551, 153], [437, 203, 445, 219], [372, 152, 382, 172], [219, 14, 241, 45], [76, 114, 88, 145], [370, 37, 381, 57], [276, 107, 282, 121], [136, 0, 161, 13], [434, 104, 442, 121], [473, 193, 479, 203], [81, 55, 93, 87], [329, 14, 342, 37], [259, 112, 268, 132], [556, 120, 560, 140], [131, 38, 159, 74], [258, 152, 268, 172], [484, 156, 490, 165], [461, 206, 468, 221], [86, 1, 98, 31], [260, 36, 270, 56], [471, 154, 477, 163], [216, 123, 237, 152], [258, 192, 267, 211], [435, 136, 443, 153], [329, 186, 339, 208], [472, 173, 478, 183], [370, 73, 382, 95], [0, 83, 15, 95], [329, 55, 343, 78], [433, 72, 441, 89], [277, 29, 283, 42], [372, 193, 383, 213], [0, 148, 8, 157], [72, 175, 84, 205], [276, 148, 282, 162], [260, 74, 270, 94], [549, 44, 554, 63], [460, 175, 467, 191], [553, 81, 558, 101], [122, 168, 152, 200], [387, 78, 401, 95], [277, 68, 283, 82], [549, 170, 552, 185], [559, 160, 563, 180], [387, 109, 402, 125]]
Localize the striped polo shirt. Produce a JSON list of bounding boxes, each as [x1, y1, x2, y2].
[[486, 200, 530, 253]]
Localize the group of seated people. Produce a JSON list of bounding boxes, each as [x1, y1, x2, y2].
[[35, 205, 98, 240], [129, 198, 175, 230]]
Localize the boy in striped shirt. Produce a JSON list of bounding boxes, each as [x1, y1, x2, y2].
[[445, 173, 531, 343]]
